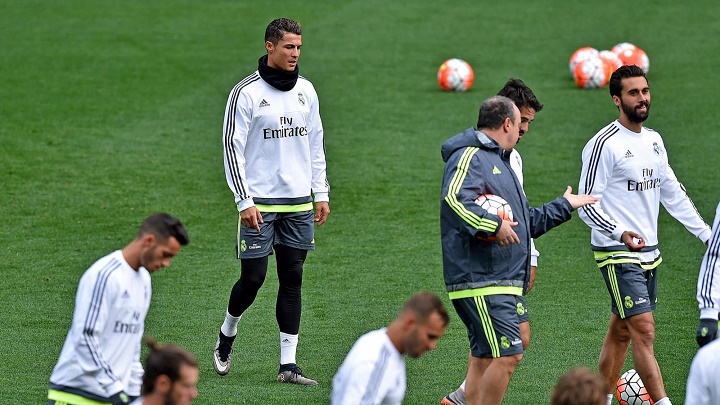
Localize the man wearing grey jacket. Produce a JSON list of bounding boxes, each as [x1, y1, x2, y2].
[[440, 95, 596, 405]]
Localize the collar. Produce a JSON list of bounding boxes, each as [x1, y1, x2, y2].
[[258, 55, 299, 91]]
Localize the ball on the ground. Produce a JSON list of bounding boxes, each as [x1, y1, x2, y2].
[[611, 42, 650, 73], [616, 369, 654, 405], [573, 57, 608, 89], [598, 50, 623, 76], [438, 58, 474, 92], [569, 47, 599, 74]]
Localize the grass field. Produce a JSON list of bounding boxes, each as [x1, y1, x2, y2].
[[2, 0, 719, 403]]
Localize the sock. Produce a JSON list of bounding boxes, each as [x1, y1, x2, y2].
[[220, 310, 241, 337], [460, 379, 466, 391], [654, 398, 671, 405], [607, 394, 613, 405], [280, 332, 298, 365]]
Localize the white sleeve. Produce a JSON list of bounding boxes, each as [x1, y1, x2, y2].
[[530, 239, 539, 267], [698, 202, 720, 319], [73, 271, 125, 395], [332, 360, 386, 405], [307, 86, 329, 202], [659, 158, 711, 242], [578, 139, 626, 241], [223, 87, 255, 210], [685, 347, 713, 405]]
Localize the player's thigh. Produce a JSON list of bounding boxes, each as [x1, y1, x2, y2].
[[601, 262, 654, 319], [274, 211, 315, 251], [237, 212, 276, 259], [452, 294, 523, 358]]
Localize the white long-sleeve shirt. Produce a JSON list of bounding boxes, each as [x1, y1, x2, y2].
[[222, 72, 329, 212], [685, 337, 720, 404], [510, 149, 539, 266], [578, 121, 710, 266], [698, 202, 720, 319], [331, 328, 406, 405], [49, 250, 150, 400]]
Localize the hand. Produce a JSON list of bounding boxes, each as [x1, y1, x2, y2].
[[526, 266, 537, 293], [495, 220, 519, 247], [621, 231, 646, 252], [240, 206, 263, 231], [696, 318, 719, 347], [108, 391, 132, 405], [562, 186, 598, 209], [314, 201, 330, 226]]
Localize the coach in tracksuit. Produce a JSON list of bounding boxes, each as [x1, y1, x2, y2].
[[440, 95, 596, 405]]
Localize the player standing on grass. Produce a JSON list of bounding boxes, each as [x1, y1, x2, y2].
[[696, 200, 720, 347], [442, 78, 543, 405], [440, 96, 596, 405], [48, 213, 190, 405], [214, 17, 330, 386], [578, 65, 711, 405]]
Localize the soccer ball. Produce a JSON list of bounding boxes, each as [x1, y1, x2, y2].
[[598, 50, 623, 75], [438, 58, 474, 92], [611, 42, 650, 73], [573, 57, 608, 89], [569, 46, 599, 74], [475, 194, 513, 242], [616, 369, 654, 405]]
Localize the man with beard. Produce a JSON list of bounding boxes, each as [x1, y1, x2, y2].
[[130, 339, 199, 405], [578, 64, 711, 405]]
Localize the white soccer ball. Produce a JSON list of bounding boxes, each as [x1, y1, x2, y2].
[[616, 369, 653, 405], [611, 42, 650, 73], [438, 58, 475, 92], [474, 194, 513, 221], [598, 50, 623, 75], [569, 47, 599, 74], [573, 56, 608, 89]]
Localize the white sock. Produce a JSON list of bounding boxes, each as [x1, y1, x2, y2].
[[607, 394, 613, 405], [220, 310, 241, 337], [280, 332, 298, 365], [654, 398, 671, 405], [460, 379, 466, 391]]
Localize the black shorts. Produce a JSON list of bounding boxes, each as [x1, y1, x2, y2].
[[452, 294, 524, 358], [600, 262, 657, 319], [237, 211, 315, 259]]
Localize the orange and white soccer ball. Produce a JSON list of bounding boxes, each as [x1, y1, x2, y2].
[[598, 50, 623, 76], [573, 56, 608, 89], [616, 369, 654, 405], [438, 58, 474, 92], [569, 47, 599, 74], [475, 194, 513, 241], [611, 42, 650, 73]]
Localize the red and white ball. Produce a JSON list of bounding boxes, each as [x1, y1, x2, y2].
[[569, 47, 599, 74], [616, 369, 654, 405], [573, 56, 608, 89], [611, 42, 650, 73], [598, 50, 623, 75], [438, 58, 474, 92], [475, 194, 513, 241]]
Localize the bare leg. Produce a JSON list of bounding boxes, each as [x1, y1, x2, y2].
[[465, 354, 522, 405], [520, 321, 530, 351], [625, 312, 666, 401], [599, 313, 631, 394]]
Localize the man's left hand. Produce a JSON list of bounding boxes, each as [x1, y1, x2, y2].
[[314, 202, 330, 226]]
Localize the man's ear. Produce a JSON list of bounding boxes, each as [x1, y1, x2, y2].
[[155, 374, 172, 394], [141, 233, 156, 248], [265, 40, 274, 54]]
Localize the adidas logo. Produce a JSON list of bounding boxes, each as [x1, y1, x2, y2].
[[492, 166, 501, 174], [122, 290, 130, 299], [282, 338, 291, 343], [624, 150, 634, 158], [259, 99, 270, 108]]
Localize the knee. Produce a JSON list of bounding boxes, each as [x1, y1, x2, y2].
[[239, 258, 268, 289]]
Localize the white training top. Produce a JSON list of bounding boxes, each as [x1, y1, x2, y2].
[[331, 328, 406, 405], [698, 202, 720, 319], [578, 120, 710, 264], [510, 149, 539, 266], [685, 337, 720, 405], [222, 72, 329, 211], [49, 250, 150, 398]]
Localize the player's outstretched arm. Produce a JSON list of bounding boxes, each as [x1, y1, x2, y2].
[[561, 186, 598, 209]]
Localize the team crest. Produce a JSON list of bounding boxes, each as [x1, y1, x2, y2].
[[500, 336, 511, 349], [298, 92, 305, 106], [624, 296, 634, 309], [516, 302, 526, 316], [652, 142, 660, 155]]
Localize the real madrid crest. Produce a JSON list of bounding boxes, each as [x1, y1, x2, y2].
[[652, 142, 660, 155], [298, 92, 305, 106]]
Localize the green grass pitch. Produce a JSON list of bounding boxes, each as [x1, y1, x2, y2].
[[1, 0, 719, 403]]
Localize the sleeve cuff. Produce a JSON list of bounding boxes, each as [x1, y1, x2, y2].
[[237, 198, 255, 212], [700, 308, 719, 320], [313, 192, 329, 203]]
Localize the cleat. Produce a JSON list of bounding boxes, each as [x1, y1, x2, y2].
[[277, 365, 318, 386], [440, 387, 466, 405], [213, 334, 234, 376]]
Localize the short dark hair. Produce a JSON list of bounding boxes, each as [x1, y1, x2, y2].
[[265, 18, 302, 45], [497, 78, 543, 113], [138, 213, 190, 246], [608, 65, 647, 98], [401, 291, 450, 327], [476, 96, 517, 130], [141, 337, 199, 395], [551, 367, 606, 405]]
